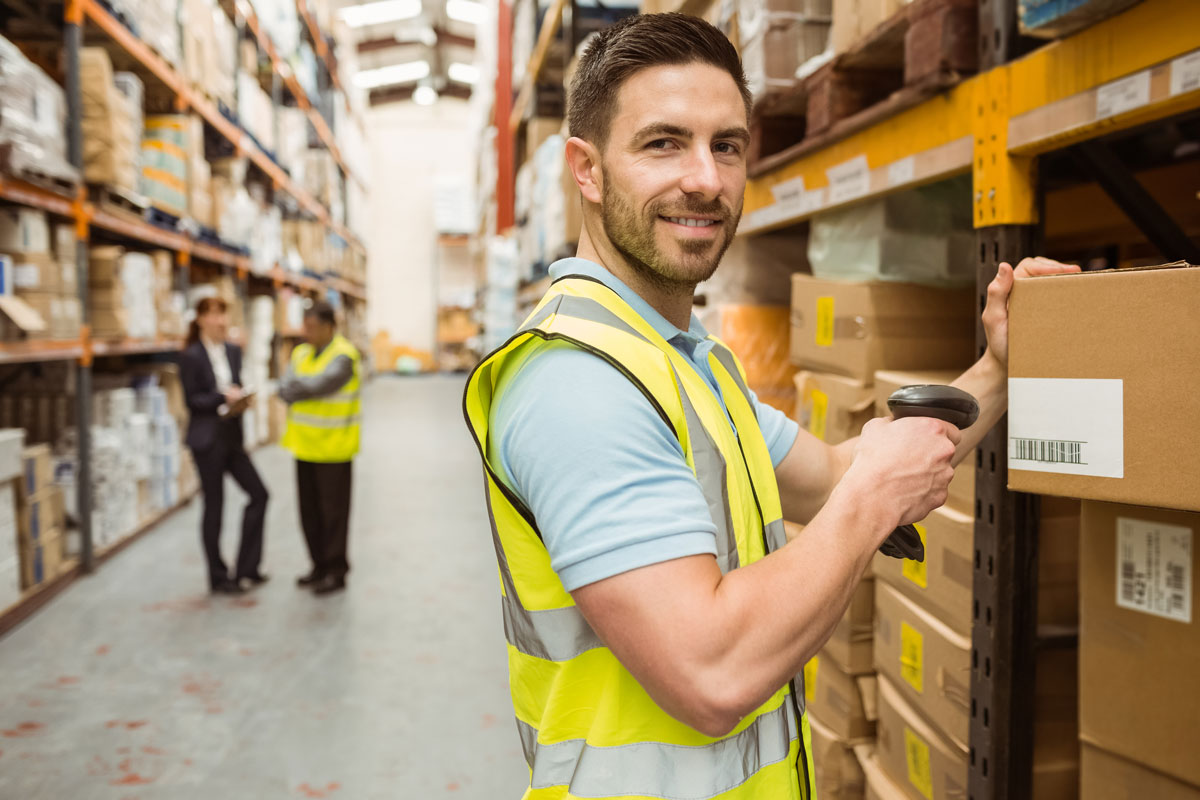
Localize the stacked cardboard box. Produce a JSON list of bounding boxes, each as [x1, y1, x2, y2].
[[831, 0, 912, 54], [88, 247, 157, 340], [0, 35, 77, 185], [181, 0, 238, 109], [140, 115, 191, 218], [740, 0, 832, 101], [237, 71, 277, 154], [16, 444, 67, 590], [152, 250, 186, 340], [1, 210, 80, 340], [80, 48, 140, 193], [108, 0, 180, 67]]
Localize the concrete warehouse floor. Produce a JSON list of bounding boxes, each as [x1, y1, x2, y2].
[[0, 376, 526, 799]]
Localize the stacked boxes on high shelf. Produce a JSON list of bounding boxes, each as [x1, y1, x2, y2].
[[1006, 263, 1200, 798], [0, 210, 80, 340], [739, 0, 831, 102], [80, 48, 141, 197], [0, 36, 78, 185]]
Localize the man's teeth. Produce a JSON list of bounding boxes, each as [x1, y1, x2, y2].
[[664, 217, 717, 228]]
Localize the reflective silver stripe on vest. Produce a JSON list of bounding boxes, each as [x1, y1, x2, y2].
[[484, 475, 604, 661], [330, 389, 361, 403], [287, 411, 362, 429], [517, 700, 798, 798], [708, 342, 757, 420], [763, 518, 788, 555], [672, 363, 739, 574]]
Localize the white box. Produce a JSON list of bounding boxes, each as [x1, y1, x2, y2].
[[0, 429, 25, 482], [0, 558, 21, 611]]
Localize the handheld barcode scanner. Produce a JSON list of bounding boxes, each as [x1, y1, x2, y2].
[[878, 385, 980, 562]]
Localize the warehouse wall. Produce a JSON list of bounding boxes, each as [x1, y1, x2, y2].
[[366, 99, 474, 353]]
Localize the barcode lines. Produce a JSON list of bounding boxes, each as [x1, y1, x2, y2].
[[1012, 437, 1086, 465]]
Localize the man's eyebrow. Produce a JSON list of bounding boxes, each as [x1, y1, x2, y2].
[[632, 123, 693, 141], [713, 126, 751, 144]]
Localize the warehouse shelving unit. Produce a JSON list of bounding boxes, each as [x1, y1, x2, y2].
[[0, 0, 368, 632], [735, 1, 1200, 796]]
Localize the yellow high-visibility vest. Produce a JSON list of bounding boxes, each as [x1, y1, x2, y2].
[[463, 275, 816, 800], [282, 334, 361, 463]]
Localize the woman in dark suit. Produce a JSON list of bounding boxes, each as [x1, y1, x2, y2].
[[179, 297, 270, 594]]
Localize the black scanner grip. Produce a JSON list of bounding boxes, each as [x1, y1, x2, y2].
[[878, 385, 979, 563]]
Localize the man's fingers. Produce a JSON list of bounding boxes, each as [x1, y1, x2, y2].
[[1014, 257, 1081, 277]]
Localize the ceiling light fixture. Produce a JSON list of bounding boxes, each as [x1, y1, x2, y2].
[[446, 0, 486, 25], [340, 0, 422, 28], [414, 85, 439, 105], [447, 62, 480, 85], [352, 60, 431, 89]]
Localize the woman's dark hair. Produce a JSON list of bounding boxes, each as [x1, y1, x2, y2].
[[305, 300, 337, 327], [567, 13, 751, 151], [185, 296, 229, 347]]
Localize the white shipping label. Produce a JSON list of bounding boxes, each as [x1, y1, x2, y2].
[[888, 156, 916, 187], [12, 264, 40, 289], [1008, 378, 1123, 478], [1096, 71, 1151, 119], [826, 155, 870, 205], [1170, 51, 1200, 97], [1116, 517, 1192, 624]]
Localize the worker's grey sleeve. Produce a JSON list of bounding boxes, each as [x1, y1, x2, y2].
[[278, 355, 354, 404]]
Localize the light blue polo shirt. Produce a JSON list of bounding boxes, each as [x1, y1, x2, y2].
[[489, 258, 799, 591]]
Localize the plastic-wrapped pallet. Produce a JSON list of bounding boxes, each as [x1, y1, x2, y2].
[[141, 115, 191, 218], [483, 237, 521, 352], [109, 0, 180, 67], [88, 248, 157, 339], [0, 35, 78, 185], [740, 0, 831, 101], [237, 71, 276, 154], [807, 177, 976, 286], [256, 0, 302, 59]]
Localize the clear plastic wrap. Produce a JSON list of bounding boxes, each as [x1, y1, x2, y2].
[[0, 35, 78, 186]]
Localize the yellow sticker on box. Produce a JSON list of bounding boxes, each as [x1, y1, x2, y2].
[[905, 727, 934, 800], [808, 389, 828, 441], [815, 296, 835, 347], [901, 523, 928, 588], [803, 656, 818, 704], [900, 621, 923, 693]]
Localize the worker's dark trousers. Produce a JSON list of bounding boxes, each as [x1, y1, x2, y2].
[[296, 459, 353, 579]]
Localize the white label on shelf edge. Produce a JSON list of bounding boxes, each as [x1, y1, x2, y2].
[[826, 155, 870, 205], [1170, 50, 1200, 97], [1116, 517, 1192, 624], [1096, 71, 1151, 120], [888, 156, 916, 187], [770, 176, 806, 205], [1008, 378, 1123, 478]]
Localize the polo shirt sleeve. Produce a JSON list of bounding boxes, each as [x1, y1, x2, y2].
[[491, 342, 719, 592], [750, 389, 800, 468]]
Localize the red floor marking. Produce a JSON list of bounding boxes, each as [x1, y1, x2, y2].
[[142, 746, 164, 755], [481, 713, 496, 729], [240, 648, 253, 656], [111, 773, 153, 785], [232, 596, 258, 608], [446, 782, 461, 791], [125, 721, 148, 729], [96, 645, 110, 656], [2, 722, 43, 738], [57, 676, 80, 685]]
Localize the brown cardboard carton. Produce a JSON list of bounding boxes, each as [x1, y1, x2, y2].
[[1081, 744, 1200, 800], [7, 252, 64, 294], [524, 117, 562, 166], [873, 499, 1080, 634], [1007, 263, 1200, 512], [19, 529, 62, 589], [805, 648, 876, 741], [794, 370, 874, 444], [1079, 501, 1200, 788], [20, 444, 52, 498], [823, 576, 875, 674], [810, 714, 866, 800], [872, 506, 975, 635], [790, 275, 974, 382]]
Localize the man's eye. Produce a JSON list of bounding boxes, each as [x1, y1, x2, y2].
[[647, 139, 675, 150], [714, 142, 741, 155]]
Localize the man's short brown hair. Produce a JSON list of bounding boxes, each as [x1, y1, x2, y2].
[[567, 13, 751, 150]]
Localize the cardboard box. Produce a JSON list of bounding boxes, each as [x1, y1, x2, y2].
[[874, 670, 1078, 800], [21, 444, 52, 498], [524, 118, 562, 167], [873, 498, 1080, 635], [1079, 501, 1200, 789], [824, 576, 875, 674], [0, 208, 50, 254], [1007, 263, 1200, 512], [8, 252, 67, 294], [790, 275, 975, 383], [810, 713, 866, 800], [17, 487, 61, 545], [795, 370, 874, 443], [19, 529, 62, 589], [805, 648, 876, 741], [1081, 744, 1200, 800]]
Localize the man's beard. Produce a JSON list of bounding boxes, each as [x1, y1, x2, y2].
[[600, 171, 740, 292]]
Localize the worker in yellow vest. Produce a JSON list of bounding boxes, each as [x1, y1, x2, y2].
[[464, 14, 1078, 799], [280, 301, 361, 595]]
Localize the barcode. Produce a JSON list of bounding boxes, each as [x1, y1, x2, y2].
[[1171, 593, 1185, 612], [1121, 560, 1136, 602], [1168, 563, 1185, 592], [1012, 437, 1085, 464]]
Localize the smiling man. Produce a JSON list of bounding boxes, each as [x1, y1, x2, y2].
[[464, 13, 1075, 800]]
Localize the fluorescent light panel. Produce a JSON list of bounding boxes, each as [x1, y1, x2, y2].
[[353, 60, 431, 89], [413, 85, 439, 105], [340, 0, 422, 27], [446, 0, 485, 25], [447, 62, 479, 85]]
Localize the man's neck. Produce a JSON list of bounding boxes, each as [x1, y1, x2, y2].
[[576, 227, 695, 332]]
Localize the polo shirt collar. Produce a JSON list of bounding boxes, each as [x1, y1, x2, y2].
[[549, 258, 710, 346]]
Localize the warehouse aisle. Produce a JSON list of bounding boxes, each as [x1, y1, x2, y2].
[[0, 376, 526, 799]]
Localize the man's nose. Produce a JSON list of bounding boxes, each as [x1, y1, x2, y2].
[[678, 146, 722, 199]]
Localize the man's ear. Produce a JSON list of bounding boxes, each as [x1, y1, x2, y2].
[[565, 136, 603, 205]]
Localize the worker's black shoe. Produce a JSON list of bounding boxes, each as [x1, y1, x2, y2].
[[296, 571, 323, 587], [311, 575, 346, 595], [211, 579, 246, 595]]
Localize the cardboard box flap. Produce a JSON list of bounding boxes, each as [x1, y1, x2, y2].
[[877, 674, 968, 758], [808, 710, 874, 747], [857, 673, 879, 722], [854, 746, 912, 800], [0, 295, 48, 332]]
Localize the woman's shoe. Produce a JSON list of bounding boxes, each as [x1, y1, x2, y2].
[[211, 578, 246, 595]]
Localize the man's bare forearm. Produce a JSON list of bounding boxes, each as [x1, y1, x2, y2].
[[949, 353, 1006, 464]]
